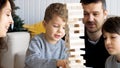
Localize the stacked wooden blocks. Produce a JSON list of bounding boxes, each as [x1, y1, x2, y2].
[[65, 3, 86, 68]]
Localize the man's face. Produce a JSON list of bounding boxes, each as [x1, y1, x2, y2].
[[82, 2, 107, 33]]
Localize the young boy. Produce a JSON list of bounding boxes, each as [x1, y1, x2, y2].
[[25, 3, 68, 68], [102, 17, 120, 68]]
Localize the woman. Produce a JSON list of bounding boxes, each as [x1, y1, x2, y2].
[[0, 0, 14, 67]]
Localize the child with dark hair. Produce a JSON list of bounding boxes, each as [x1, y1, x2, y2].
[[102, 17, 120, 68]]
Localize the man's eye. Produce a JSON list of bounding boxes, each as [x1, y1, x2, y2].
[[94, 14, 98, 16], [84, 13, 88, 16], [93, 13, 99, 16]]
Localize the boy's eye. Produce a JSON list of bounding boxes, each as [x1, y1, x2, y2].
[[103, 36, 107, 40], [111, 34, 118, 39], [53, 25, 59, 28], [63, 27, 65, 29], [111, 36, 116, 39]]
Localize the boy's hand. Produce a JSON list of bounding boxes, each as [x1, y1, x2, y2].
[[57, 60, 67, 68]]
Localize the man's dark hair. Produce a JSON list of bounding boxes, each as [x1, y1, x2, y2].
[[80, 0, 106, 10]]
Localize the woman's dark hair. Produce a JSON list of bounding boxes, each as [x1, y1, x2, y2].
[[0, 0, 15, 11], [102, 16, 120, 35]]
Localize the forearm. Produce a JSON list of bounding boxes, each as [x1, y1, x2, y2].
[[25, 55, 57, 68]]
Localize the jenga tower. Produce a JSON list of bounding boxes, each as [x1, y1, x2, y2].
[[65, 3, 86, 68]]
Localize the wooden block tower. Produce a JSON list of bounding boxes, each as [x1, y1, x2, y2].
[[65, 3, 86, 68]]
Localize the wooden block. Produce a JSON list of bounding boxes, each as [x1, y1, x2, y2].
[[69, 58, 86, 63], [67, 20, 83, 24], [68, 56, 84, 61], [69, 55, 83, 59], [67, 9, 84, 19], [65, 3, 83, 10], [65, 43, 85, 49], [68, 50, 85, 55], [68, 48, 83, 52], [65, 32, 84, 38], [67, 65, 86, 68], [67, 14, 83, 20], [67, 62, 86, 67], [67, 31, 84, 38], [65, 38, 85, 44], [66, 39, 85, 46]]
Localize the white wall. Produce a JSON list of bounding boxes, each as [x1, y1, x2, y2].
[[106, 0, 120, 16], [14, 0, 120, 24], [14, 0, 80, 24]]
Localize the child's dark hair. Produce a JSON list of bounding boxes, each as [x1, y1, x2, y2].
[[80, 0, 106, 10], [44, 3, 68, 23], [102, 16, 120, 35]]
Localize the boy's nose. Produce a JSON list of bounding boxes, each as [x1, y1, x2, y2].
[[105, 38, 111, 45], [58, 27, 63, 33]]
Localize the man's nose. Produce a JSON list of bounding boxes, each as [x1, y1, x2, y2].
[[88, 14, 94, 21]]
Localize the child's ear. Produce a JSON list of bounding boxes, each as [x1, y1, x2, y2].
[[43, 20, 47, 27]]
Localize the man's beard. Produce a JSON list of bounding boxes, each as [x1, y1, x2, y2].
[[85, 21, 101, 33]]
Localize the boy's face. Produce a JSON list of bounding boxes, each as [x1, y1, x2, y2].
[[44, 15, 65, 44], [82, 2, 107, 33], [103, 31, 120, 56]]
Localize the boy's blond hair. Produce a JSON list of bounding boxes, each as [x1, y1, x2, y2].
[[44, 3, 68, 23]]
